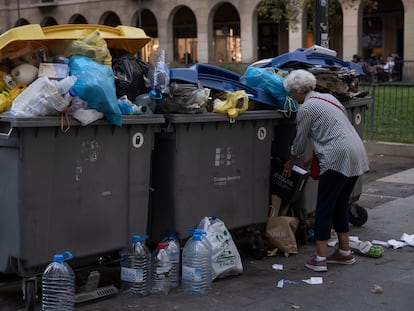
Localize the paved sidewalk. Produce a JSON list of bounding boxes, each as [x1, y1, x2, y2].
[[1, 153, 414, 311]]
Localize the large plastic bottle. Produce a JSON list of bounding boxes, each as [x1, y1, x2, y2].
[[150, 243, 171, 295], [162, 231, 181, 288], [181, 230, 212, 296], [41, 251, 75, 311], [120, 235, 151, 297]]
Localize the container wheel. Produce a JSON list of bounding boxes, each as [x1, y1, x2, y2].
[[349, 203, 368, 226], [250, 230, 266, 260], [24, 280, 37, 311]]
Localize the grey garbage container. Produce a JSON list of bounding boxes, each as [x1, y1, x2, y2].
[[149, 110, 284, 243], [0, 114, 164, 305]]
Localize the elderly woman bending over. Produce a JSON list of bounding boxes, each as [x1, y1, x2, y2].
[[282, 69, 369, 272]]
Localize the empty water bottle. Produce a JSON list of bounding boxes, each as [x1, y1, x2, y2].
[[120, 235, 151, 297], [162, 231, 180, 288], [41, 251, 75, 311], [150, 243, 171, 295], [181, 230, 212, 295]]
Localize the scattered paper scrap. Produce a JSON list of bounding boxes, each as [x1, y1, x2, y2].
[[272, 264, 283, 271], [401, 233, 414, 246], [277, 279, 301, 288], [327, 238, 338, 247], [284, 280, 300, 285], [387, 239, 405, 249], [302, 277, 323, 285], [292, 304, 300, 309]]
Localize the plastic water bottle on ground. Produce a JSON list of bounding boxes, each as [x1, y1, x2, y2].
[[150, 243, 172, 295], [41, 251, 75, 311], [181, 230, 212, 295], [162, 231, 181, 288], [120, 235, 151, 297]]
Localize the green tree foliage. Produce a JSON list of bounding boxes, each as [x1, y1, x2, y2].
[[257, 0, 378, 31]]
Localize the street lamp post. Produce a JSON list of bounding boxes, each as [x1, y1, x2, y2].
[[315, 0, 329, 48]]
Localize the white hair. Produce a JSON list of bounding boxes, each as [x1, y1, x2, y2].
[[283, 69, 316, 94]]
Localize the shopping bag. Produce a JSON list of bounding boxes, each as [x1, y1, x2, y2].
[[270, 158, 309, 203], [265, 206, 299, 254], [198, 216, 243, 280]]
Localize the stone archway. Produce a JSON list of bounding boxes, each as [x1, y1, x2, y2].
[[69, 14, 88, 24], [138, 9, 159, 62], [211, 2, 240, 63], [172, 6, 197, 65], [100, 11, 122, 27]]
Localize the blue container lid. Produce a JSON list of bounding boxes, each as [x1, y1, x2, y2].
[[257, 48, 364, 75], [169, 68, 198, 84], [190, 63, 240, 81]]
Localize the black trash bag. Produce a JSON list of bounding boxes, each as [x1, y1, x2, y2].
[[155, 82, 209, 114], [112, 53, 150, 100]]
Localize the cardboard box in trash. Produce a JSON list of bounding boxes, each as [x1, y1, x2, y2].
[[270, 159, 309, 203]]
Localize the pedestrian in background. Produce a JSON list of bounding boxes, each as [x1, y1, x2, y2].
[[282, 69, 369, 272]]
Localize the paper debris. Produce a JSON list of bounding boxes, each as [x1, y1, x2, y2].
[[401, 233, 414, 246], [327, 238, 338, 247], [292, 305, 300, 309], [272, 264, 283, 271], [284, 280, 300, 285], [302, 277, 323, 285], [277, 279, 301, 288], [387, 239, 405, 249]]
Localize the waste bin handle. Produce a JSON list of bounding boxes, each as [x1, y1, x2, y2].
[[0, 125, 13, 139]]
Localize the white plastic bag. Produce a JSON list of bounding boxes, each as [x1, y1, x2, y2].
[[198, 216, 243, 280], [72, 108, 104, 126], [11, 77, 68, 116]]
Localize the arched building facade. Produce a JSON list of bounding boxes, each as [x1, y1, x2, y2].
[[0, 0, 412, 80]]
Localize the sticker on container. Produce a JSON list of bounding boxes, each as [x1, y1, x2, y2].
[[120, 267, 144, 283], [354, 112, 362, 125], [132, 132, 144, 148], [257, 127, 267, 141]]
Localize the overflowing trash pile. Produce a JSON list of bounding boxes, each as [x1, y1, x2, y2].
[[247, 45, 368, 103], [0, 24, 367, 127]]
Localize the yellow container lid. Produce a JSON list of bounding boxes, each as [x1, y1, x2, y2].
[[0, 24, 151, 58]]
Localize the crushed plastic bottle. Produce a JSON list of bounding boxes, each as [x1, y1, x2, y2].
[[120, 235, 151, 297], [150, 243, 171, 295], [41, 251, 75, 311], [181, 230, 212, 295]]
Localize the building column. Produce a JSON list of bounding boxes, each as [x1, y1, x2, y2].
[[340, 0, 361, 61], [403, 1, 414, 81], [239, 9, 255, 63], [288, 13, 304, 51], [194, 7, 209, 64]]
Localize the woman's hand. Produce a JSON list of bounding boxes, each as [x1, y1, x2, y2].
[[303, 155, 313, 170], [283, 156, 297, 177]]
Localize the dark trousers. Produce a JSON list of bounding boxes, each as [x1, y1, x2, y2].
[[315, 170, 359, 241]]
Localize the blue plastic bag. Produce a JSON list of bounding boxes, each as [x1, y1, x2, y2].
[[242, 66, 297, 115], [69, 55, 122, 126]]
